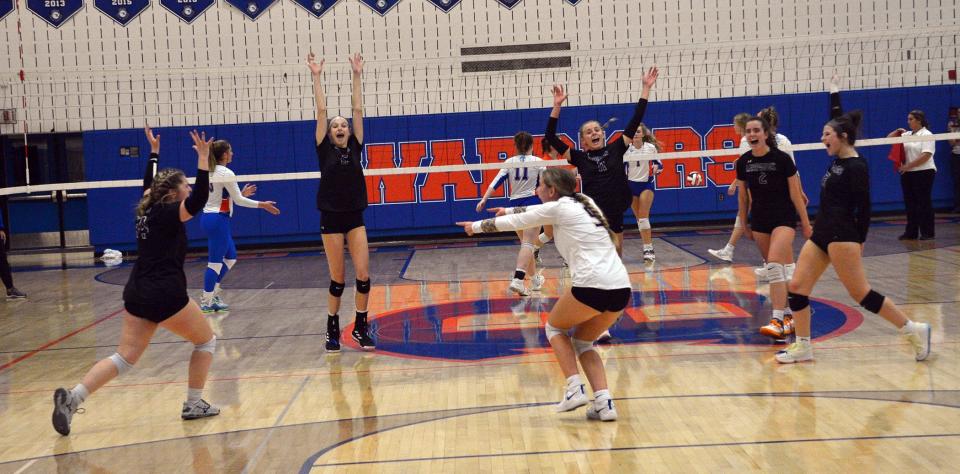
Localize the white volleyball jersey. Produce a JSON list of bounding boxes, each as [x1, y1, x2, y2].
[[624, 142, 659, 182], [472, 196, 630, 289], [203, 165, 260, 216], [486, 154, 545, 200]]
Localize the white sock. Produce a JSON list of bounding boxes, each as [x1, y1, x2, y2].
[[214, 283, 222, 294], [798, 336, 811, 344], [187, 388, 203, 404], [202, 291, 214, 301], [566, 374, 583, 388], [724, 243, 735, 253], [772, 310, 784, 321], [71, 384, 89, 404], [538, 233, 551, 245], [784, 307, 793, 316], [594, 389, 611, 402], [901, 320, 916, 334], [643, 243, 653, 251]]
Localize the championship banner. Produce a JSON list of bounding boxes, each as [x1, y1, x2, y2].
[[225, 0, 277, 20], [0, 0, 14, 21], [494, 0, 521, 8], [160, 0, 215, 23], [27, 0, 84, 27], [425, 0, 459, 12], [94, 0, 150, 25], [358, 0, 399, 16], [289, 0, 338, 17]]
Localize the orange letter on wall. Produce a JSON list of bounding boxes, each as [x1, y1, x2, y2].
[[419, 140, 480, 202], [653, 127, 705, 189], [704, 125, 741, 187], [475, 137, 516, 199]]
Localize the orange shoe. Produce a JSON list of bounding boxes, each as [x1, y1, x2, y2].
[[760, 318, 786, 338], [783, 315, 795, 335]]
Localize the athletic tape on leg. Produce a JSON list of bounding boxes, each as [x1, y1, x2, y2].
[[573, 338, 596, 355], [195, 335, 217, 354], [545, 322, 564, 340], [765, 262, 785, 283], [109, 353, 134, 375]]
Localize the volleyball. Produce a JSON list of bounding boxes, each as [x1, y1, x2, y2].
[[686, 170, 704, 187]]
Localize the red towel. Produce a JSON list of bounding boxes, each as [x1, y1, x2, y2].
[[888, 144, 905, 171], [888, 131, 905, 172]]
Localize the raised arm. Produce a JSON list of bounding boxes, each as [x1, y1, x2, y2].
[[349, 53, 364, 144], [545, 84, 572, 162], [307, 52, 327, 145], [143, 126, 160, 191], [181, 130, 213, 222], [622, 66, 658, 144], [829, 74, 843, 119]]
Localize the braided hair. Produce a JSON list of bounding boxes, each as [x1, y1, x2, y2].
[[136, 168, 185, 217], [539, 167, 615, 241]]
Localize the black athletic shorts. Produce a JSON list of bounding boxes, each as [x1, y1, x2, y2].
[[595, 202, 626, 234], [749, 214, 797, 234], [571, 287, 632, 313], [810, 227, 862, 253], [320, 210, 365, 235], [124, 295, 190, 324]]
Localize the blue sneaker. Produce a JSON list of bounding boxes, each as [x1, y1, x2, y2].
[[210, 295, 229, 312]]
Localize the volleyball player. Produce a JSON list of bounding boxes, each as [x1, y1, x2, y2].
[[776, 78, 932, 363], [200, 140, 280, 312], [708, 112, 751, 263], [52, 129, 220, 436], [308, 52, 375, 351], [736, 117, 812, 339], [476, 131, 546, 295], [457, 167, 631, 421], [544, 67, 660, 256], [624, 123, 662, 261]]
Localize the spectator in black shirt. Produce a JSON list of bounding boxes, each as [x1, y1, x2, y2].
[[736, 116, 811, 340], [0, 210, 26, 299], [777, 77, 931, 363], [545, 67, 659, 256], [52, 129, 220, 436], [308, 52, 374, 352]]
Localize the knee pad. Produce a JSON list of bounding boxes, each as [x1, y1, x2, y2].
[[329, 280, 345, 298], [859, 289, 885, 314], [545, 322, 565, 340], [109, 353, 134, 376], [206, 262, 223, 274], [637, 218, 651, 230], [573, 338, 596, 356], [788, 292, 810, 312], [765, 262, 785, 283], [538, 233, 552, 245], [356, 278, 371, 294], [223, 259, 236, 270], [521, 242, 537, 252], [194, 335, 217, 354]]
